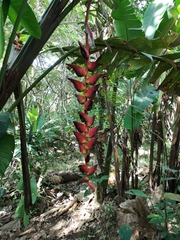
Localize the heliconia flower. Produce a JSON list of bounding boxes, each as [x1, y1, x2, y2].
[[85, 138, 97, 150], [75, 94, 87, 104], [88, 181, 95, 191], [86, 126, 98, 138], [74, 131, 87, 144], [78, 41, 89, 60], [84, 153, 90, 164], [67, 64, 88, 77], [79, 112, 95, 127], [86, 61, 99, 72], [84, 98, 93, 111], [84, 84, 100, 98], [86, 74, 102, 85], [79, 144, 87, 154], [81, 176, 89, 183], [78, 164, 97, 175], [74, 121, 88, 133], [68, 78, 86, 92]]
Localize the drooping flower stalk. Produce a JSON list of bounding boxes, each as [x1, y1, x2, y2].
[[67, 0, 101, 190]]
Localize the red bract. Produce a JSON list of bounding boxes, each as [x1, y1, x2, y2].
[[68, 78, 86, 92], [79, 112, 95, 127], [84, 98, 93, 111], [85, 138, 97, 150], [75, 94, 87, 104], [86, 74, 102, 85], [74, 121, 88, 133], [67, 8, 100, 191], [78, 164, 97, 175], [81, 176, 89, 183], [88, 181, 95, 191], [79, 144, 87, 154], [67, 64, 88, 77], [74, 131, 86, 144], [85, 153, 90, 164], [84, 84, 100, 98], [86, 61, 99, 72], [86, 126, 99, 138], [78, 41, 89, 60]]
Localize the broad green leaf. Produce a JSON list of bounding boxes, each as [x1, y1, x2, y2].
[[129, 37, 168, 52], [95, 175, 109, 183], [37, 115, 45, 131], [2, 0, 10, 23], [124, 107, 143, 131], [0, 133, 15, 175], [158, 68, 180, 93], [161, 177, 176, 181], [107, 50, 128, 76], [118, 225, 132, 240], [163, 52, 180, 60], [16, 178, 23, 190], [124, 85, 159, 130], [164, 193, 180, 202], [142, 0, 173, 39], [14, 197, 24, 218], [112, 0, 144, 40], [8, 0, 41, 38], [98, 48, 119, 69], [128, 56, 151, 71], [23, 211, 29, 228], [0, 2, 4, 59], [125, 189, 148, 198], [30, 178, 37, 204], [150, 62, 172, 83], [161, 231, 168, 239], [133, 85, 159, 111], [148, 215, 164, 224], [96, 37, 168, 55], [16, 177, 37, 204], [154, 10, 175, 41], [0, 111, 10, 139], [28, 106, 39, 132], [162, 165, 179, 173]]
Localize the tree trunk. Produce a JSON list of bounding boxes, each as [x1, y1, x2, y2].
[[168, 97, 180, 192]]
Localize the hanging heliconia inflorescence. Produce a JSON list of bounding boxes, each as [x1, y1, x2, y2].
[[67, 1, 101, 191]]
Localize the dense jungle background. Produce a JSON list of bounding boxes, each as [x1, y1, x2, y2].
[[0, 0, 180, 239]]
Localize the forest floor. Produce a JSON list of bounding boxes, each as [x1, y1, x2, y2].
[[0, 156, 161, 240]]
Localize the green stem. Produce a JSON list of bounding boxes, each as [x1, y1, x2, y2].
[[8, 46, 79, 112], [0, 0, 28, 88]]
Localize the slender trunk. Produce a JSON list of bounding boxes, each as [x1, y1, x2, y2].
[[149, 112, 156, 190], [168, 97, 180, 192], [14, 85, 32, 214]]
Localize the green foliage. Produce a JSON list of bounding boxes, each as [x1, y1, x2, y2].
[[124, 85, 158, 130], [27, 106, 39, 133], [112, 0, 144, 40], [118, 225, 132, 240], [8, 0, 41, 38], [15, 177, 38, 227], [0, 133, 15, 175], [148, 198, 180, 239], [125, 189, 148, 198], [0, 111, 10, 139], [142, 0, 173, 39], [164, 192, 180, 202]]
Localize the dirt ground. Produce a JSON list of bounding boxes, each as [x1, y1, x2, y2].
[[0, 173, 161, 240]]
